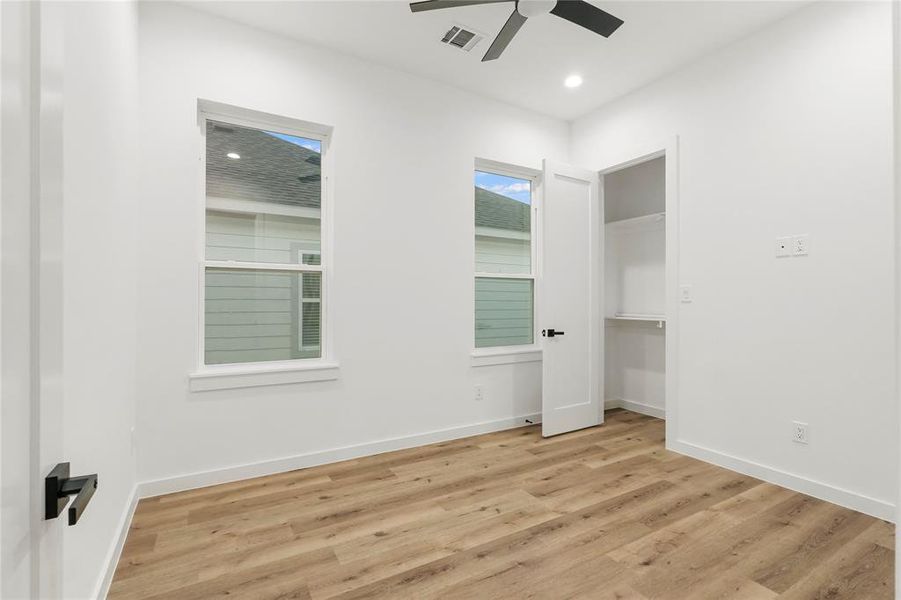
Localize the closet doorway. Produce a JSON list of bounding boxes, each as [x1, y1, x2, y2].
[[599, 140, 679, 442], [539, 140, 677, 440]]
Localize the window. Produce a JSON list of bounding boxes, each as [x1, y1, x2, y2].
[[474, 167, 536, 348], [202, 115, 328, 366]]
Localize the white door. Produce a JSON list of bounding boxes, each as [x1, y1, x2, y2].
[[540, 160, 603, 437], [1, 2, 67, 597]]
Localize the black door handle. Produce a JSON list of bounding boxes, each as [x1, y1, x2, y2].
[[542, 329, 565, 338], [45, 463, 98, 525]]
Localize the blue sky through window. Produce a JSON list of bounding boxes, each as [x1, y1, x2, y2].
[[475, 170, 531, 205], [265, 131, 321, 153]]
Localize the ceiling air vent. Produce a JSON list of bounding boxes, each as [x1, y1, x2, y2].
[[440, 24, 484, 52]]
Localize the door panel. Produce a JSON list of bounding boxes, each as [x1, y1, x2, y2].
[[1, 3, 67, 597], [541, 160, 602, 437]]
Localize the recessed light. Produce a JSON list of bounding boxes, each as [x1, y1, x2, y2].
[[564, 74, 583, 89], [226, 152, 241, 159]]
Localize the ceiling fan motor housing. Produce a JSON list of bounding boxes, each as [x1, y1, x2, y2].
[[516, 0, 557, 18], [409, 0, 623, 62]]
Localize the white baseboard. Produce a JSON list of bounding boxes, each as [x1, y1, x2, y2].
[[606, 398, 665, 419], [668, 439, 895, 522], [95, 484, 139, 600], [138, 412, 542, 498]]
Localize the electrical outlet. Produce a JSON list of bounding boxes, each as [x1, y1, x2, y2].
[[474, 385, 484, 402], [775, 236, 792, 258], [792, 421, 809, 445], [792, 234, 809, 256], [680, 285, 692, 303]]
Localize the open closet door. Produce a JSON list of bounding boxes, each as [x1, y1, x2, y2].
[[540, 160, 602, 437]]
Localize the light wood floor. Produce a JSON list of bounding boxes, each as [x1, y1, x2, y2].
[[109, 410, 894, 599]]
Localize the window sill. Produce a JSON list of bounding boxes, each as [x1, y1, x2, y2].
[[189, 361, 340, 391], [470, 347, 542, 367]]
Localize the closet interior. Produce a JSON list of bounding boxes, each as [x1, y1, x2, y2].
[[603, 156, 666, 419]]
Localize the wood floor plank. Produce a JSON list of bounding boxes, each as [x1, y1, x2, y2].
[[779, 519, 895, 600], [109, 410, 893, 599]]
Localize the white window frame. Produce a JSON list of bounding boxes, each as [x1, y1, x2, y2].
[[472, 158, 542, 367], [189, 100, 338, 391]]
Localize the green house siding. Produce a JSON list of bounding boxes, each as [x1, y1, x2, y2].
[[475, 277, 533, 348], [206, 210, 320, 264], [205, 269, 321, 365], [475, 234, 530, 274]]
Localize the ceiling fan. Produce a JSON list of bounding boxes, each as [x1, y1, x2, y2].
[[409, 0, 624, 62]]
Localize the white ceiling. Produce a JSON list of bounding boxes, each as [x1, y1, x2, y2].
[[184, 0, 808, 121]]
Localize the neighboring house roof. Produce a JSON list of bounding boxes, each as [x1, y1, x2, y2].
[[475, 186, 530, 233], [206, 120, 529, 233], [206, 120, 322, 209]]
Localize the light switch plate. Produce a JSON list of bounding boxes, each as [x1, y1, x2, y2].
[[776, 237, 792, 258], [792, 234, 809, 256], [680, 285, 692, 303]]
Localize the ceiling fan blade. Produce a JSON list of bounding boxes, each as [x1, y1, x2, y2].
[[549, 0, 623, 37], [410, 0, 512, 13], [482, 9, 528, 62]]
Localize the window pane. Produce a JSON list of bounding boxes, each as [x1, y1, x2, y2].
[[206, 120, 321, 265], [475, 277, 533, 348], [474, 171, 531, 275], [205, 268, 321, 364]]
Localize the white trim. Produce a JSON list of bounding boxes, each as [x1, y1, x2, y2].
[[475, 157, 541, 180], [471, 347, 542, 367], [137, 411, 542, 498], [189, 360, 339, 391], [668, 439, 895, 522], [598, 146, 666, 176], [197, 99, 333, 141], [606, 398, 665, 419], [893, 0, 901, 575], [205, 260, 323, 273], [95, 485, 139, 600], [474, 272, 534, 280]]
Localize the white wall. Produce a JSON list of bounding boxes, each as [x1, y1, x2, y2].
[[135, 3, 567, 487], [605, 322, 665, 416], [574, 0, 897, 518], [60, 3, 139, 598]]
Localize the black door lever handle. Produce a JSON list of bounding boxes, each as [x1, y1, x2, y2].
[[45, 463, 98, 525], [542, 329, 565, 338]]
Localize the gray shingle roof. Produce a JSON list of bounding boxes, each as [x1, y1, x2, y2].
[[206, 120, 321, 209], [475, 186, 530, 233], [206, 119, 529, 233]]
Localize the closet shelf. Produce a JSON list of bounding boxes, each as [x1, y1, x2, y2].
[[608, 313, 666, 328], [605, 212, 665, 232]]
